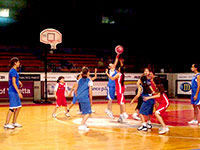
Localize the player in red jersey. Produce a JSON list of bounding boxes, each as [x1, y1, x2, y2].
[[52, 76, 69, 118], [106, 59, 128, 122], [143, 77, 170, 134]]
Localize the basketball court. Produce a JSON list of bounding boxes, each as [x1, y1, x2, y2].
[[0, 98, 200, 150]]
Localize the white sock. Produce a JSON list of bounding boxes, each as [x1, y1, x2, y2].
[[147, 120, 151, 124], [142, 122, 147, 126]]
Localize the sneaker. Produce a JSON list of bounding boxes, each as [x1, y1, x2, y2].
[[52, 113, 56, 118], [92, 110, 95, 113], [122, 113, 129, 120], [188, 120, 198, 124], [12, 123, 22, 128], [132, 113, 141, 120], [65, 113, 70, 117], [105, 109, 109, 114], [118, 114, 123, 123], [106, 109, 115, 119], [137, 125, 148, 131], [4, 124, 15, 129], [159, 127, 168, 134], [78, 125, 90, 131], [159, 126, 170, 132], [147, 123, 152, 129]]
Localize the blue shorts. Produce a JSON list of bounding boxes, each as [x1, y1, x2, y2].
[[79, 102, 92, 115], [139, 99, 154, 116], [106, 86, 115, 100], [72, 94, 77, 104], [191, 93, 200, 105], [8, 92, 22, 109]]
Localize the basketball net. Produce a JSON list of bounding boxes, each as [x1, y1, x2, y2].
[[50, 41, 58, 50]]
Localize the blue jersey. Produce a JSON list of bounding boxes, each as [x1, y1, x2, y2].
[[9, 68, 19, 93], [107, 69, 117, 87], [191, 73, 200, 105], [77, 78, 93, 103]]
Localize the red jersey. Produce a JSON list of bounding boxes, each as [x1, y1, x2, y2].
[[156, 93, 170, 105], [155, 93, 170, 115], [55, 83, 67, 107], [56, 83, 66, 97]]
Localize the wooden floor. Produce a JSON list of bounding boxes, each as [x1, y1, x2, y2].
[[0, 99, 200, 150]]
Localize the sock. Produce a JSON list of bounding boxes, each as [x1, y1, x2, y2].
[[147, 120, 151, 124], [142, 122, 147, 126]]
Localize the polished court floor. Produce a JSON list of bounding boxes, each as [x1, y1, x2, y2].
[[0, 99, 200, 150]]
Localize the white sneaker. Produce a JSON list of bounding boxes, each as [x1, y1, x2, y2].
[[105, 109, 115, 119], [137, 125, 148, 131], [108, 111, 115, 119], [159, 127, 168, 134], [65, 113, 70, 117], [132, 113, 141, 120], [188, 120, 198, 124], [4, 124, 15, 129], [12, 123, 22, 128], [159, 126, 169, 132], [78, 125, 90, 131], [52, 113, 56, 118], [122, 113, 129, 120]]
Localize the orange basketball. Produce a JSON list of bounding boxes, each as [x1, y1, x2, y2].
[[115, 45, 124, 54]]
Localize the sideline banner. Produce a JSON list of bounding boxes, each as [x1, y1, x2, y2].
[[44, 81, 137, 98], [177, 80, 191, 95], [0, 81, 34, 98]]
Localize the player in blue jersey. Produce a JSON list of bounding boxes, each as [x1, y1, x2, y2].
[[188, 64, 200, 125], [105, 54, 120, 119], [75, 67, 93, 131], [4, 57, 23, 129]]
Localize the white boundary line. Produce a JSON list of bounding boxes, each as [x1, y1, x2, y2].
[[53, 111, 200, 140]]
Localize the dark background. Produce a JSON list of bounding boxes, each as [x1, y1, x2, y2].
[[0, 1, 199, 72]]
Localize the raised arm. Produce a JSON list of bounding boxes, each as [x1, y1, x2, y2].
[[105, 69, 119, 80], [91, 68, 97, 81], [113, 54, 120, 69]]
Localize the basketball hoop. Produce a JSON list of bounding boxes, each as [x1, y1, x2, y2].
[[40, 28, 62, 50]]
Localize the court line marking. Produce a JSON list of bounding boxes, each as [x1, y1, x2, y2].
[[54, 111, 200, 140]]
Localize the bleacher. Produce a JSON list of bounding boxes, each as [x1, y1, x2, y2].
[[47, 53, 103, 72], [0, 51, 45, 72], [0, 47, 104, 72], [0, 46, 134, 73]]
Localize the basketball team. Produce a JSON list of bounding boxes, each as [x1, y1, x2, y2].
[[3, 50, 200, 135]]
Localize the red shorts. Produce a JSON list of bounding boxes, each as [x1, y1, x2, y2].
[[155, 103, 168, 115], [56, 96, 67, 107], [117, 92, 125, 105]]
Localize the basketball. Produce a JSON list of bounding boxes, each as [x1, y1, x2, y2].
[[115, 45, 124, 54]]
